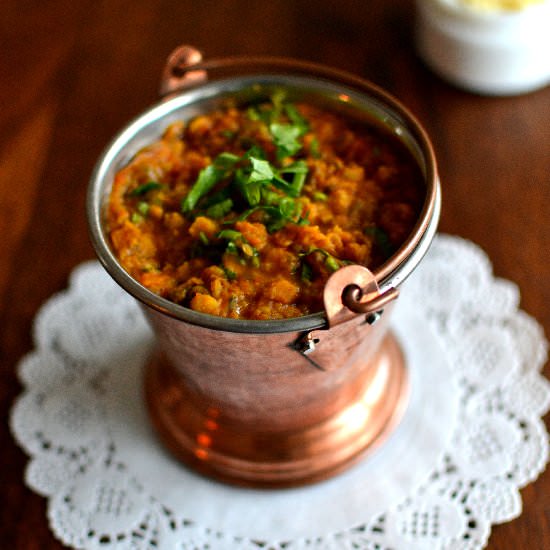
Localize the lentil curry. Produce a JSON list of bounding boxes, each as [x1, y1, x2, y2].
[[107, 91, 425, 320]]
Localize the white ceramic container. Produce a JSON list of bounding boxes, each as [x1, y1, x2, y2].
[[415, 0, 550, 95]]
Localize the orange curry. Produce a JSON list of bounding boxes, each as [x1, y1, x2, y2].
[[107, 93, 424, 319]]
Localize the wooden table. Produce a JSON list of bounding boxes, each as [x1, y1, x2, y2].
[[2, 1, 548, 547]]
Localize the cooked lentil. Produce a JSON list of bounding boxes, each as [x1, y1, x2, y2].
[[107, 93, 425, 320]]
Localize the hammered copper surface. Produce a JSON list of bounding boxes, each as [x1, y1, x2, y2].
[[145, 331, 408, 487], [143, 296, 395, 432]]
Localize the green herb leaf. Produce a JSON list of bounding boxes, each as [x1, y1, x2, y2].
[[247, 90, 286, 124], [300, 261, 313, 282], [312, 191, 328, 202], [213, 152, 240, 170], [234, 157, 273, 207], [261, 188, 283, 205], [137, 201, 150, 215], [279, 160, 308, 175], [281, 160, 308, 197], [236, 207, 260, 221], [249, 157, 275, 182], [223, 267, 237, 281], [217, 229, 243, 242], [284, 103, 309, 135], [309, 137, 321, 159], [243, 145, 267, 160], [130, 181, 162, 196], [182, 153, 240, 214], [271, 88, 287, 115], [270, 123, 303, 159], [199, 231, 209, 245], [206, 198, 234, 219], [226, 241, 239, 255], [297, 208, 310, 226], [243, 181, 263, 206], [247, 106, 261, 121], [182, 165, 222, 213], [324, 255, 340, 272], [364, 226, 394, 259], [262, 204, 293, 233], [300, 247, 342, 272], [278, 196, 297, 218]]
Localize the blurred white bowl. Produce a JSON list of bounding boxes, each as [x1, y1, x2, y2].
[[415, 0, 550, 95]]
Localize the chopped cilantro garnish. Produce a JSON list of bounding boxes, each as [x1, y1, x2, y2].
[[206, 198, 233, 219], [199, 231, 209, 246], [182, 153, 239, 214], [312, 191, 328, 202], [299, 247, 343, 273], [137, 201, 150, 215], [309, 137, 321, 159], [324, 255, 340, 272], [364, 226, 394, 259], [246, 93, 308, 159], [217, 229, 243, 242], [130, 181, 162, 196], [180, 96, 311, 237], [270, 123, 303, 159], [284, 103, 309, 134], [244, 145, 267, 160], [223, 267, 237, 281], [249, 157, 275, 183], [300, 261, 313, 282], [226, 241, 239, 255], [277, 160, 308, 197], [182, 165, 222, 213], [217, 229, 260, 265], [213, 152, 240, 170]]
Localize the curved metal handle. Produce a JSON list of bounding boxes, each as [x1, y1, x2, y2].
[[159, 45, 207, 97], [341, 284, 399, 316], [293, 268, 399, 371]]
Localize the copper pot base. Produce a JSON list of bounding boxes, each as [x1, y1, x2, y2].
[[144, 331, 408, 488]]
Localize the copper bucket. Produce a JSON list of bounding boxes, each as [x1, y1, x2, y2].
[[87, 46, 441, 487]]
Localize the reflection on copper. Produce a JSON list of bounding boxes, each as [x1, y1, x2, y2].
[[145, 332, 409, 488], [204, 419, 219, 431], [362, 353, 392, 405], [338, 401, 372, 435], [196, 433, 212, 447], [338, 93, 351, 102], [206, 407, 220, 419], [194, 448, 209, 461]]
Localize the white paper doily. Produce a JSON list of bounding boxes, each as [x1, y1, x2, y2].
[[10, 234, 550, 550]]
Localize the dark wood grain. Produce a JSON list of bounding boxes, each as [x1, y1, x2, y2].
[[1, 1, 548, 548]]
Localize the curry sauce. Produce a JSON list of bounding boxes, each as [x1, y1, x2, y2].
[[107, 95, 424, 319]]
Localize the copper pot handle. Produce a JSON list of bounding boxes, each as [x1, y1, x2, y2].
[[341, 283, 399, 316], [159, 45, 207, 97], [293, 266, 399, 371]]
